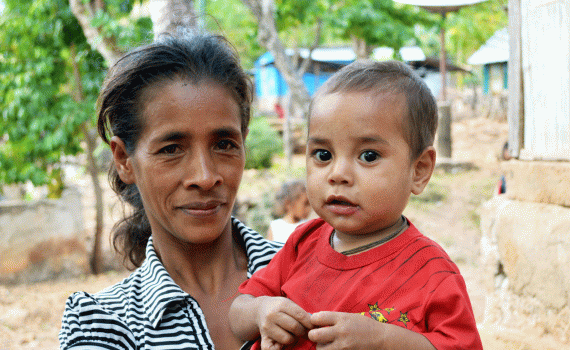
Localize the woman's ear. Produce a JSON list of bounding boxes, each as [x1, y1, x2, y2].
[[411, 146, 436, 195], [110, 136, 136, 184]]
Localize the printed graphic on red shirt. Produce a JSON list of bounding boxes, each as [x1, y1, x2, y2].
[[361, 302, 410, 328]]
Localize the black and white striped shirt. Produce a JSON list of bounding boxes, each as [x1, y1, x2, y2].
[[59, 218, 282, 349]]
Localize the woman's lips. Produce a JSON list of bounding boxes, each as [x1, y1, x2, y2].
[[177, 200, 225, 216]]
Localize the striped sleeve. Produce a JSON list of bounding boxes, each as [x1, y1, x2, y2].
[[59, 292, 136, 350], [234, 218, 283, 277]]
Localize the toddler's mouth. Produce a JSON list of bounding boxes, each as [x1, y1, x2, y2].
[[325, 196, 356, 206]]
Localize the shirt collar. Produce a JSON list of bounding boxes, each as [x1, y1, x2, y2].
[[139, 217, 281, 327], [140, 236, 188, 328]]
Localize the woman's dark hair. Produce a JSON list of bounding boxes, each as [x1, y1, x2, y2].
[[97, 30, 253, 268]]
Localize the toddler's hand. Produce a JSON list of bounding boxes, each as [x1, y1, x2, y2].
[[257, 296, 312, 349], [308, 311, 383, 350]]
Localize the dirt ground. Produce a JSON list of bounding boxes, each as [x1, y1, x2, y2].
[[1, 114, 569, 349]]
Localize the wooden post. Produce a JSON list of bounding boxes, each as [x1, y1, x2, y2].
[[438, 14, 452, 159], [439, 16, 447, 102], [437, 102, 452, 159]]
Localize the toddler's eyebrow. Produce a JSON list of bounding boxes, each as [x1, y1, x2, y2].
[[307, 136, 329, 145], [358, 136, 389, 145]]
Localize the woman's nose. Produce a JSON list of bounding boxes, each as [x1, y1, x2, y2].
[[182, 149, 223, 190]]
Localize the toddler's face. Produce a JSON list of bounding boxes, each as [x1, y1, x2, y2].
[[306, 91, 418, 238]]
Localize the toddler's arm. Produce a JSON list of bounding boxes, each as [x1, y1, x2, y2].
[[308, 311, 436, 350], [229, 294, 313, 349]]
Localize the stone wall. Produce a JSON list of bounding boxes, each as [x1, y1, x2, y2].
[[481, 195, 570, 310], [0, 187, 88, 283], [480, 159, 570, 340]]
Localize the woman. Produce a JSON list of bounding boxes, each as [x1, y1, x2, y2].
[[59, 31, 281, 349]]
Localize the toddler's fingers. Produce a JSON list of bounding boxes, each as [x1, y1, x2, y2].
[[260, 336, 283, 350], [284, 304, 313, 331], [266, 311, 308, 338], [309, 311, 337, 327], [308, 325, 334, 345]]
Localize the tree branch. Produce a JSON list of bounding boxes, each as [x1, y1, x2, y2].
[[68, 0, 124, 65], [299, 18, 322, 76], [150, 0, 197, 40], [241, 0, 311, 116]]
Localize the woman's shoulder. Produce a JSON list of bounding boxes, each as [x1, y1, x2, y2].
[[63, 271, 139, 311], [232, 217, 284, 276], [59, 274, 140, 349]]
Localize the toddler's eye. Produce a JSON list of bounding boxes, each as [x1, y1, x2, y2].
[[314, 149, 332, 162], [359, 150, 380, 163]]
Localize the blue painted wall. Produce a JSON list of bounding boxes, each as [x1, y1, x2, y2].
[[254, 64, 335, 98]]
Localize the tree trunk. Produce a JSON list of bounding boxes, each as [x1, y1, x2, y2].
[[149, 0, 197, 40], [68, 0, 124, 66], [70, 44, 106, 275], [351, 35, 371, 60], [242, 0, 312, 115], [241, 0, 319, 166]]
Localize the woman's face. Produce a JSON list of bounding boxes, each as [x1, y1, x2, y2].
[[114, 80, 246, 247]]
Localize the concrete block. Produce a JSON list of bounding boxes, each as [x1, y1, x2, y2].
[[501, 160, 570, 207], [0, 186, 88, 283]]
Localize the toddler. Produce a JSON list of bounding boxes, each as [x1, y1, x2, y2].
[[230, 60, 482, 350]]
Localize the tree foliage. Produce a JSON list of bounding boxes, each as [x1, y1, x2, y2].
[[0, 0, 103, 194], [204, 0, 262, 69], [0, 0, 151, 195], [0, 0, 151, 273], [329, 0, 436, 56], [445, 0, 508, 64]]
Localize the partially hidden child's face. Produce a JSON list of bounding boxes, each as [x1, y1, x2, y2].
[[290, 192, 312, 222], [306, 91, 420, 237]]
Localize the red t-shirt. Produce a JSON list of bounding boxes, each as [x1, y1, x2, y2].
[[239, 218, 482, 350]]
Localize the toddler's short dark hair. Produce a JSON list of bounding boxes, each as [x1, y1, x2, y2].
[[310, 60, 438, 160]]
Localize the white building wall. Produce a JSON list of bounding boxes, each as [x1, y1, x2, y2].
[[520, 0, 570, 160]]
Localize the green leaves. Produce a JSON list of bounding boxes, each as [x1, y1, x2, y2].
[[0, 0, 151, 196], [329, 0, 437, 52], [245, 117, 283, 170], [444, 0, 508, 63], [0, 0, 104, 193]]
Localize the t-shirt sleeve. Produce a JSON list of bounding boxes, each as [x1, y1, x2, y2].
[[59, 292, 136, 350], [239, 232, 298, 297], [421, 274, 483, 350]]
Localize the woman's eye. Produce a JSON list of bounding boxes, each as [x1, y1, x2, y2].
[[160, 144, 180, 154], [314, 150, 332, 162], [359, 150, 380, 163], [217, 140, 238, 150]]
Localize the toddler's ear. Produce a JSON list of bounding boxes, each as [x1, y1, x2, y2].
[[110, 136, 136, 185], [411, 146, 436, 195]]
